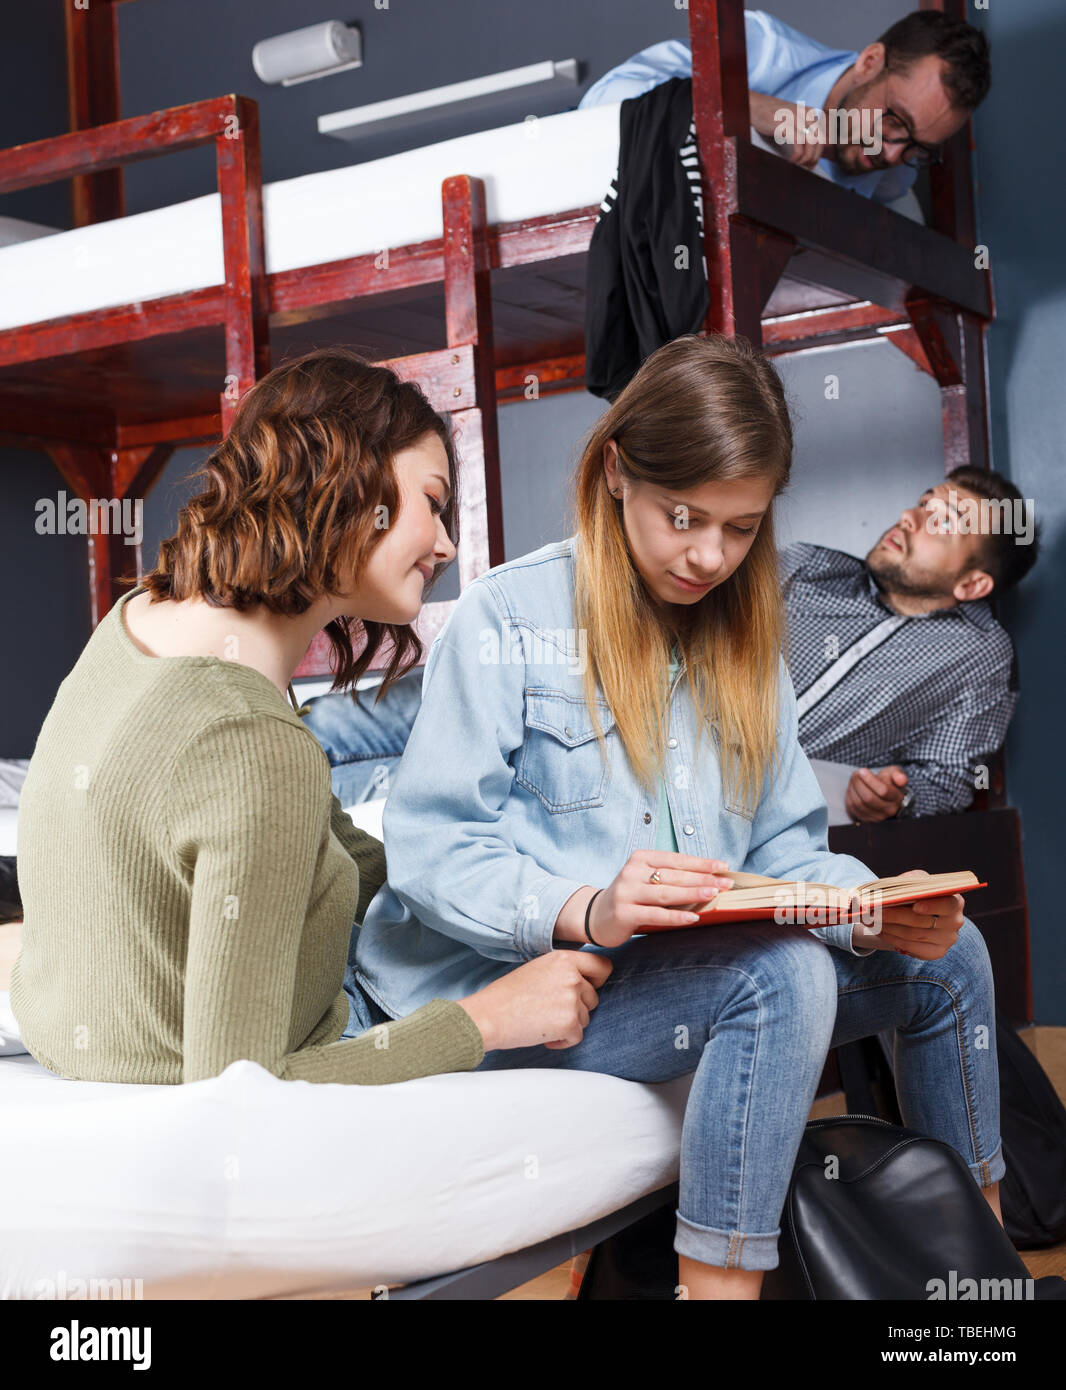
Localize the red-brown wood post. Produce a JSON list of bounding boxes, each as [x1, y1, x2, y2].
[[110, 443, 177, 583], [954, 310, 991, 475], [45, 442, 174, 628], [882, 325, 935, 377], [911, 10, 995, 536], [215, 96, 269, 436], [919, 0, 978, 247], [908, 5, 1002, 813], [906, 294, 1002, 811], [442, 173, 505, 589], [906, 296, 990, 475], [65, 0, 125, 226], [689, 0, 792, 344]]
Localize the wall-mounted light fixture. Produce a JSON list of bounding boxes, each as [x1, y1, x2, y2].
[[319, 59, 579, 141], [252, 21, 363, 87]]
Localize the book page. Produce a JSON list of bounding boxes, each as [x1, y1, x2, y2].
[[857, 871, 979, 896]]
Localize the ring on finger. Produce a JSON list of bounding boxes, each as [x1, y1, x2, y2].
[[649, 869, 663, 885]]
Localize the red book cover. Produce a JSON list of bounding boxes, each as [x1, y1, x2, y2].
[[639, 878, 987, 933]]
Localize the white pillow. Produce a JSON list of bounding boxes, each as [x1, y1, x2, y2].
[[0, 990, 27, 1055], [341, 799, 386, 840], [0, 215, 62, 248], [0, 806, 17, 856]]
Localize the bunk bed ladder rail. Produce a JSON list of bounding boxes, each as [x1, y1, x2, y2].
[[687, 0, 994, 478], [293, 172, 505, 679], [0, 93, 268, 623]]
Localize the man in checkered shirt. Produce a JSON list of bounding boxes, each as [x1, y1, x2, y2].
[[781, 466, 1040, 823]]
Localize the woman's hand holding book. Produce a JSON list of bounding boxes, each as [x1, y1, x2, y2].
[[573, 850, 735, 949], [851, 868, 966, 961]]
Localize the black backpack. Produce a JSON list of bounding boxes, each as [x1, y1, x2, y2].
[[579, 1007, 1066, 1297], [579, 1121, 1066, 1301], [860, 1003, 1066, 1248], [994, 1004, 1066, 1247]]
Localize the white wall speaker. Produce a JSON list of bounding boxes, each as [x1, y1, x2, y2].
[[252, 21, 363, 87]]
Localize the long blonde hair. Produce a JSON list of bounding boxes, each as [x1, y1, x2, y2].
[[571, 334, 793, 818]]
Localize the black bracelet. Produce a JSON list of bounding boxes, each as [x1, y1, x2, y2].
[[584, 888, 604, 946]]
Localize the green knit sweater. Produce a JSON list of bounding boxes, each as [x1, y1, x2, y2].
[[10, 585, 484, 1085]]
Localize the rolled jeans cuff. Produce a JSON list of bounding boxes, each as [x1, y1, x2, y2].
[[673, 1209, 780, 1272], [972, 1138, 1006, 1188]]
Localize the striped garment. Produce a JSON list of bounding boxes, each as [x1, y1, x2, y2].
[[597, 114, 705, 273], [780, 542, 1020, 817]]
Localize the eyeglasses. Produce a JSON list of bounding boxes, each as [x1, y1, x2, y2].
[[876, 107, 943, 168]]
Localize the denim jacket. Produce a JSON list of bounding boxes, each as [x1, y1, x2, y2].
[[355, 535, 876, 1020]]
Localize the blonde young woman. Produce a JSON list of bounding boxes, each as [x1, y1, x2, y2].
[[352, 334, 1006, 1301], [11, 348, 609, 1088]]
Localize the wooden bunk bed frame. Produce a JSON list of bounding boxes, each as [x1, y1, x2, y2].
[[2, 0, 992, 634], [0, 0, 1032, 1295]]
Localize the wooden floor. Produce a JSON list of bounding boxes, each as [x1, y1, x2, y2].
[[2, 918, 1064, 1299]]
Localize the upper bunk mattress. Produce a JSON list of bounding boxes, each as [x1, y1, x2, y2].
[[0, 104, 623, 334]]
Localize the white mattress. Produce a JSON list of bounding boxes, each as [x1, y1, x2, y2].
[[0, 807, 16, 857], [0, 991, 689, 1299], [0, 107, 923, 335], [0, 104, 623, 334], [343, 797, 385, 840]]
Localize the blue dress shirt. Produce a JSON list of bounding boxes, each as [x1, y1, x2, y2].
[[578, 11, 917, 204]]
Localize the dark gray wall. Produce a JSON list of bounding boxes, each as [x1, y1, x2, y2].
[[498, 335, 945, 561], [0, 3, 85, 753], [974, 0, 1066, 1024], [112, 0, 900, 215]]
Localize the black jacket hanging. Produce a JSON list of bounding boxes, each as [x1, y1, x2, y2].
[[584, 76, 710, 402]]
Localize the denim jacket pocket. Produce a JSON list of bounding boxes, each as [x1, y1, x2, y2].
[[515, 687, 616, 813], [710, 723, 756, 822]]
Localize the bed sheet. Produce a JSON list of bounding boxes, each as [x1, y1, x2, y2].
[[0, 989, 689, 1298]]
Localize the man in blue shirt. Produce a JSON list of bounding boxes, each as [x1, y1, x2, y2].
[[578, 8, 991, 205]]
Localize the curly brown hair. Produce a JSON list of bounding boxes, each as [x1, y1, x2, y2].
[[140, 345, 460, 695]]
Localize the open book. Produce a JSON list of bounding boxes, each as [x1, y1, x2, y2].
[[641, 869, 985, 932]]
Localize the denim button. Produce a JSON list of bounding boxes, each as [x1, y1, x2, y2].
[[668, 737, 678, 749], [683, 823, 694, 835], [643, 811, 651, 824]]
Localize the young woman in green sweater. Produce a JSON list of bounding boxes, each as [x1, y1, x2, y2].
[[11, 347, 610, 1085]]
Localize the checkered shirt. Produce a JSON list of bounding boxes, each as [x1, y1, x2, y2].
[[780, 542, 1020, 817]]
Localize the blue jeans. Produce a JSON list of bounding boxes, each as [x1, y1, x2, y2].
[[343, 976, 394, 1037], [457, 918, 1003, 1272], [299, 670, 423, 806]]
